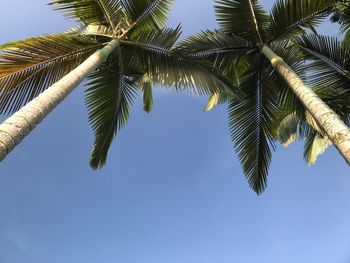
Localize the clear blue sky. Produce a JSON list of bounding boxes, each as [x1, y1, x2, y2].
[[0, 1, 350, 263]]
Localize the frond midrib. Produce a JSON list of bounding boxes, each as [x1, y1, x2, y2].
[[268, 5, 334, 43], [300, 45, 350, 80], [0, 42, 107, 84]]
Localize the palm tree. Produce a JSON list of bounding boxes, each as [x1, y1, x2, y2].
[[276, 33, 350, 165], [181, 0, 350, 194], [0, 0, 234, 169]]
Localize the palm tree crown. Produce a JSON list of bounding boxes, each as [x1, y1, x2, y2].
[[0, 0, 235, 169], [181, 0, 349, 194]]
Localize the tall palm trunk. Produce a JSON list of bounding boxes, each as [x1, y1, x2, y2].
[[261, 45, 350, 164], [0, 39, 119, 161]]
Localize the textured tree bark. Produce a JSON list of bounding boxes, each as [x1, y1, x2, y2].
[[261, 45, 350, 165], [0, 39, 119, 161]]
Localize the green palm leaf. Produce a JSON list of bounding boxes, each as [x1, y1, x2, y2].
[[180, 29, 252, 74], [269, 0, 337, 43], [229, 56, 278, 194], [50, 0, 175, 35], [49, 0, 126, 31], [122, 27, 238, 97], [276, 111, 332, 166], [120, 0, 174, 33], [138, 74, 153, 113], [276, 112, 301, 147], [304, 131, 332, 166], [298, 34, 350, 121], [204, 57, 250, 111], [330, 1, 350, 34], [298, 34, 350, 99], [86, 46, 137, 169], [215, 0, 270, 43], [0, 34, 104, 114]]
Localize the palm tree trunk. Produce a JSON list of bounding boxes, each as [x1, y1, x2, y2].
[[0, 39, 119, 161], [261, 45, 350, 165]]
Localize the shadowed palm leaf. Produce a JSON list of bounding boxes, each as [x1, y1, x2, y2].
[[86, 48, 138, 169]]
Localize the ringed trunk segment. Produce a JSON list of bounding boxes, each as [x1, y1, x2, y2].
[[261, 45, 350, 165], [0, 39, 119, 161]]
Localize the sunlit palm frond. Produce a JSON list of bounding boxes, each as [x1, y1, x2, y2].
[[304, 130, 332, 166], [275, 112, 302, 147], [67, 24, 115, 39], [0, 34, 105, 114], [275, 111, 332, 165], [50, 0, 175, 35], [49, 0, 128, 33], [138, 74, 153, 113]]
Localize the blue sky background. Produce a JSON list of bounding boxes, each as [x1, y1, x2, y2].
[[0, 1, 350, 263]]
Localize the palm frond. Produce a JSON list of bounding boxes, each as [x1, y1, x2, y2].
[[269, 0, 337, 43], [330, 1, 350, 34], [229, 56, 278, 194], [122, 27, 240, 97], [49, 0, 127, 33], [204, 56, 250, 111], [86, 46, 137, 169], [67, 24, 115, 39], [304, 131, 332, 166], [215, 0, 270, 43], [298, 34, 350, 103], [0, 34, 104, 114], [0, 36, 41, 50], [180, 29, 253, 74], [120, 0, 174, 34], [276, 112, 301, 147], [305, 110, 323, 134], [275, 110, 333, 165], [138, 74, 153, 113], [204, 91, 232, 112]]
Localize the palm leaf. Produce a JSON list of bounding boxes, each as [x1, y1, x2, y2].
[[204, 91, 231, 112], [304, 131, 332, 166], [330, 1, 350, 34], [49, 0, 127, 33], [269, 0, 337, 43], [276, 112, 301, 147], [298, 34, 350, 100], [86, 46, 137, 169], [204, 57, 250, 111], [122, 27, 239, 97], [120, 0, 174, 34], [0, 34, 105, 114], [180, 29, 253, 74], [138, 74, 153, 113], [215, 0, 270, 43], [229, 56, 278, 194], [50, 0, 175, 36], [67, 24, 115, 39]]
